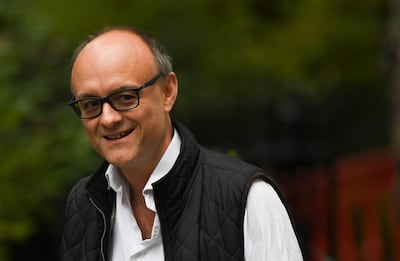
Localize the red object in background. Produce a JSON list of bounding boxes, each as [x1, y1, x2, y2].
[[278, 148, 400, 261]]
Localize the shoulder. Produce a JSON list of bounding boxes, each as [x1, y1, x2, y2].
[[198, 148, 277, 204], [247, 180, 284, 206], [200, 147, 261, 177], [244, 180, 303, 259], [64, 176, 91, 218], [199, 148, 279, 191], [246, 178, 292, 222], [61, 176, 102, 261]]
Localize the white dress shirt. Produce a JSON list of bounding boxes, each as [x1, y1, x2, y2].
[[106, 130, 303, 261]]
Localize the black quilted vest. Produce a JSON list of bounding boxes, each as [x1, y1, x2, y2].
[[60, 121, 285, 261]]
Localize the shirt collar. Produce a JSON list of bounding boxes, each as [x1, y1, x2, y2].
[[105, 128, 182, 194]]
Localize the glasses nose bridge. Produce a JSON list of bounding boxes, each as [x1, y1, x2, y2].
[[99, 95, 118, 112], [98, 98, 122, 121]]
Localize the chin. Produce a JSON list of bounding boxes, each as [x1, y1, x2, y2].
[[102, 151, 131, 166], [110, 157, 131, 167]]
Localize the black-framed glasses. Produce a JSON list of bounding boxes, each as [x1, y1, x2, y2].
[[69, 73, 162, 119]]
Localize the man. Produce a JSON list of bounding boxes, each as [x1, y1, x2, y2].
[[60, 26, 303, 261]]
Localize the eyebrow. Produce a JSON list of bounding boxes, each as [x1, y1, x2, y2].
[[75, 85, 140, 99]]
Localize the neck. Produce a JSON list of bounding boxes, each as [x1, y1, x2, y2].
[[120, 122, 174, 195]]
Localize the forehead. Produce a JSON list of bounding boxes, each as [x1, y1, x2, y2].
[[75, 31, 155, 69], [71, 31, 157, 94]]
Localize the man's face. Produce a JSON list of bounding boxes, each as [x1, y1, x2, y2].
[[70, 31, 177, 172]]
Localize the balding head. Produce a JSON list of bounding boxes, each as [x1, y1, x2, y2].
[[71, 26, 172, 78], [71, 30, 158, 94]]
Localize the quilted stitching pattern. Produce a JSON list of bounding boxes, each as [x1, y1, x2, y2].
[[60, 178, 102, 261], [200, 170, 244, 259], [161, 150, 258, 261], [200, 161, 249, 261]]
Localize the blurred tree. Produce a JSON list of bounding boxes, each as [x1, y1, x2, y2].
[[389, 0, 400, 217], [0, 2, 102, 260]]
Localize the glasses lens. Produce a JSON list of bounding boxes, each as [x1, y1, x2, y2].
[[110, 90, 139, 110], [77, 99, 101, 118], [69, 89, 142, 119]]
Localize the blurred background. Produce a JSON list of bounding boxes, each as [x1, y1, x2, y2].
[[0, 0, 399, 260]]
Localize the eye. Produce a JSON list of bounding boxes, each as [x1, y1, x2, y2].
[[80, 99, 100, 112], [113, 91, 138, 105]]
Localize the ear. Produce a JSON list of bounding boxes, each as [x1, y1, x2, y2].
[[163, 72, 178, 112]]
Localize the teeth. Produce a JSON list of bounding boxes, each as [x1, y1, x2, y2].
[[107, 130, 131, 140]]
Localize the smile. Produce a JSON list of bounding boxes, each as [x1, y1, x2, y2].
[[105, 129, 134, 140]]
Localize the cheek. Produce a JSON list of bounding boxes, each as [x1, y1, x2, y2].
[[82, 122, 98, 143], [82, 121, 94, 133], [133, 99, 160, 121]]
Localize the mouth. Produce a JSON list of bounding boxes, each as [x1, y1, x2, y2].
[[104, 129, 134, 140]]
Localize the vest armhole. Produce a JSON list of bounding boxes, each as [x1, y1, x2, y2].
[[241, 170, 301, 245]]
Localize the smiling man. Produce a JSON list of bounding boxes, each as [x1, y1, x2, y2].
[[60, 26, 303, 261]]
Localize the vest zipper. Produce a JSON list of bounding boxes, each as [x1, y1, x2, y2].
[[89, 197, 107, 261]]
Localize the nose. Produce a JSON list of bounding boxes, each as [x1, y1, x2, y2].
[[99, 103, 123, 127]]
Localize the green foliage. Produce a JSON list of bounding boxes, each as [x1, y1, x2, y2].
[[0, 0, 391, 260]]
